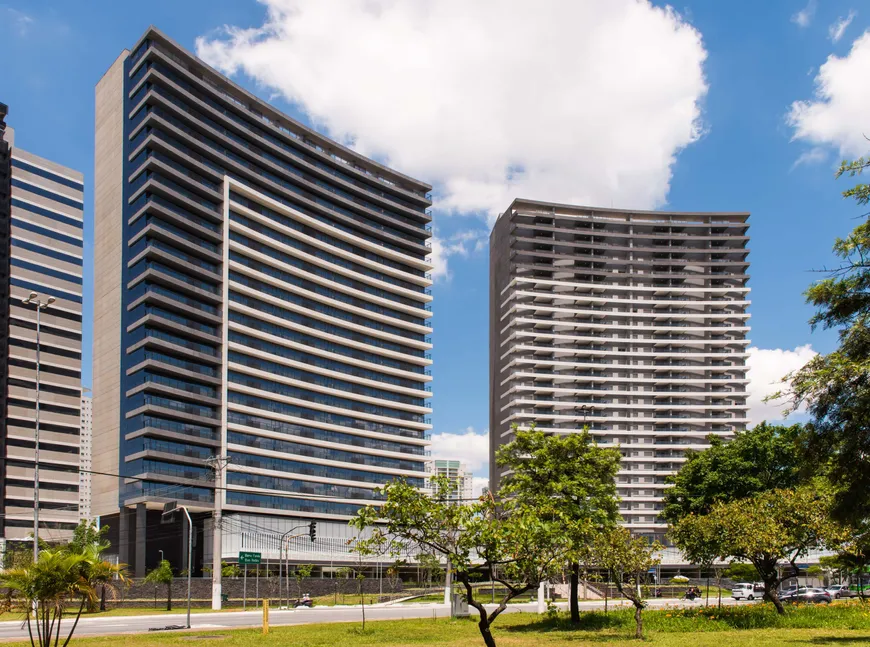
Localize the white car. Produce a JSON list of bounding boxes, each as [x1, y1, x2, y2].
[[731, 583, 757, 600], [826, 584, 856, 599]]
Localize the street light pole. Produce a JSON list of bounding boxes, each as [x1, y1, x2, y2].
[[162, 503, 193, 629], [22, 291, 54, 562], [181, 506, 193, 630]]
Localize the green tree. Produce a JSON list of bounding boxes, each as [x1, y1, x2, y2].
[[0, 549, 96, 647], [662, 423, 806, 525], [723, 562, 759, 583], [415, 551, 443, 588], [221, 561, 241, 578], [3, 543, 33, 570], [64, 520, 127, 612], [666, 522, 720, 607], [66, 520, 109, 555], [828, 524, 870, 601], [591, 527, 662, 640], [496, 424, 620, 625], [294, 563, 314, 600], [671, 486, 845, 614], [333, 566, 354, 605], [773, 156, 870, 523], [352, 476, 567, 647], [143, 560, 174, 611], [807, 565, 825, 586]]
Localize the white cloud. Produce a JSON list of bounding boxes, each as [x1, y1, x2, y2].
[[829, 11, 857, 43], [2, 7, 33, 36], [429, 427, 489, 474], [792, 0, 817, 28], [428, 229, 488, 281], [746, 345, 817, 425], [791, 146, 828, 169], [788, 31, 870, 158], [197, 0, 708, 221]]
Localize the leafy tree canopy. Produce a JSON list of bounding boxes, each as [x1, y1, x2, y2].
[[496, 424, 621, 624], [496, 424, 620, 533], [774, 156, 870, 522], [67, 520, 109, 555], [591, 527, 662, 640], [352, 476, 567, 647], [723, 562, 759, 583], [661, 422, 807, 525], [670, 485, 846, 614]]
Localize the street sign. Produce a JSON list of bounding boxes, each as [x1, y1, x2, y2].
[[239, 551, 261, 565]]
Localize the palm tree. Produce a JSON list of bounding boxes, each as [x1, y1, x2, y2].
[[0, 549, 96, 647], [78, 544, 129, 612], [144, 560, 174, 611]]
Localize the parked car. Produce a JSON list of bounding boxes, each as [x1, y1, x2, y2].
[[731, 583, 757, 600], [780, 587, 831, 604], [826, 584, 857, 599]]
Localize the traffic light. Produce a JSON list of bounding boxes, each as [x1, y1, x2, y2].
[[309, 521, 317, 543]]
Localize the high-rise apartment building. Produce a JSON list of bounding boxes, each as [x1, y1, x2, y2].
[[93, 28, 433, 576], [0, 103, 84, 544], [489, 199, 749, 541], [426, 459, 473, 503], [79, 394, 92, 521]]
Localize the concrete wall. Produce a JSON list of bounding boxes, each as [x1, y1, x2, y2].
[[92, 50, 128, 517]]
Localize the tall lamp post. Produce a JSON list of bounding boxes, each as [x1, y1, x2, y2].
[[22, 291, 54, 562], [161, 502, 193, 629]]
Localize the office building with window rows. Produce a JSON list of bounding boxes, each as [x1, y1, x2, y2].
[[0, 103, 84, 545], [93, 27, 433, 575]]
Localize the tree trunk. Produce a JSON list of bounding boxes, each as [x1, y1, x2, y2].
[[25, 613, 34, 647], [54, 605, 63, 647], [569, 562, 580, 624], [467, 593, 498, 647], [167, 583, 172, 612], [61, 597, 86, 647], [478, 623, 497, 647], [359, 577, 365, 631], [100, 585, 106, 612], [705, 576, 710, 607], [770, 592, 784, 615], [762, 581, 784, 615], [633, 603, 643, 640]]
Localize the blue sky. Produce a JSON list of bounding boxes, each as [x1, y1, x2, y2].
[[0, 0, 865, 485]]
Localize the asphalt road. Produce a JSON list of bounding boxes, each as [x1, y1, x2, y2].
[[0, 598, 750, 641]]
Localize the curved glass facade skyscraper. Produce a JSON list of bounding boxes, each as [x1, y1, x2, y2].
[[489, 198, 749, 542], [93, 27, 432, 574]]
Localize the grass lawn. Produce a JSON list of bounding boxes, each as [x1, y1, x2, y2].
[[310, 593, 383, 606], [4, 602, 870, 646]]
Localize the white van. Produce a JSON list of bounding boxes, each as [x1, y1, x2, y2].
[[731, 583, 757, 600]]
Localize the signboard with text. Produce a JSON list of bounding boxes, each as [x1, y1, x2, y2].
[[239, 551, 261, 565]]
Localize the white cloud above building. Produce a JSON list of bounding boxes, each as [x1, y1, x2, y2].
[[197, 0, 708, 222]]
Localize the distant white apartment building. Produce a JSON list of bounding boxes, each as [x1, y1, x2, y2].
[[79, 394, 92, 521], [426, 459, 473, 502], [489, 199, 750, 543]]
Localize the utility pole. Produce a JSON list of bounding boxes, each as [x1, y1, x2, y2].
[[207, 455, 230, 610], [22, 292, 54, 562]]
